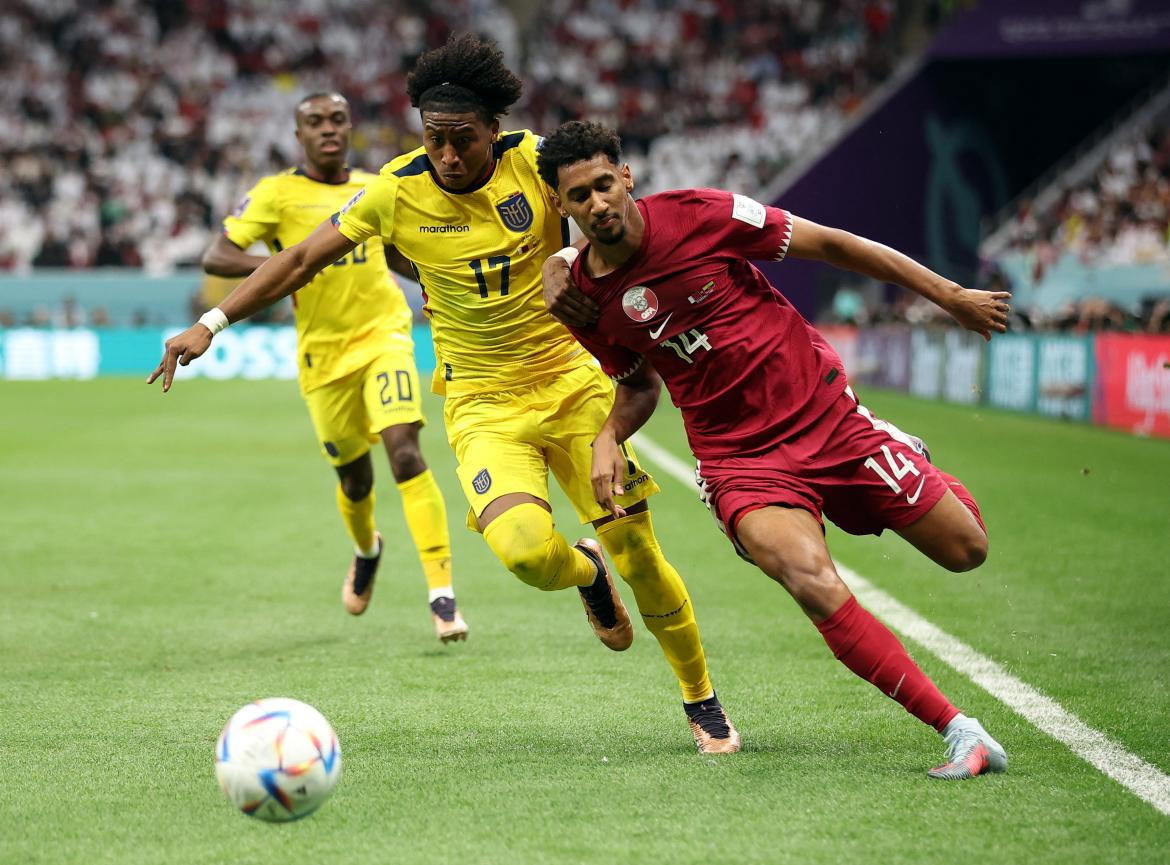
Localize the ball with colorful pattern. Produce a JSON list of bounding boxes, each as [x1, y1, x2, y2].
[[215, 698, 341, 822]]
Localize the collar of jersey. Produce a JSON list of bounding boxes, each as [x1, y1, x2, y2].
[[293, 166, 352, 185]]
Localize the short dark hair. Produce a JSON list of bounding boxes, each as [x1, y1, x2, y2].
[[536, 120, 623, 189], [406, 34, 522, 124], [295, 91, 347, 121]]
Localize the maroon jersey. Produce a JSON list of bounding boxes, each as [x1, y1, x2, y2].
[[568, 188, 847, 459]]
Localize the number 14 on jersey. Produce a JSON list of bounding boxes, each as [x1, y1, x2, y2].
[[660, 328, 712, 364]]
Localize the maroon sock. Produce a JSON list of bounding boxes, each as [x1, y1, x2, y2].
[[816, 596, 959, 731], [936, 470, 986, 533]]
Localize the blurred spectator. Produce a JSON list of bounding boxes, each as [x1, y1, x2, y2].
[[52, 295, 85, 328], [1, 0, 923, 273], [995, 122, 1170, 269]]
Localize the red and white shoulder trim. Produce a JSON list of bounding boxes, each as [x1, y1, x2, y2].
[[776, 210, 793, 261], [610, 355, 645, 382]]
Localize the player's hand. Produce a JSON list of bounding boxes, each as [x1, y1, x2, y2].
[[147, 324, 213, 392], [542, 255, 599, 328], [945, 287, 1012, 341], [590, 432, 628, 519]]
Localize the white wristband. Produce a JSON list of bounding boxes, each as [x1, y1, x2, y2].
[[552, 246, 579, 266], [197, 307, 229, 335]]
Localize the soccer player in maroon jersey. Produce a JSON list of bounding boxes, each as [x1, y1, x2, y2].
[[536, 120, 1012, 780]]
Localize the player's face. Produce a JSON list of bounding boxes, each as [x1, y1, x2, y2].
[[422, 112, 499, 190], [295, 96, 352, 171], [553, 156, 635, 246]]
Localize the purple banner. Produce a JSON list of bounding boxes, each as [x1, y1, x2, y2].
[[931, 0, 1170, 59], [854, 325, 913, 391]]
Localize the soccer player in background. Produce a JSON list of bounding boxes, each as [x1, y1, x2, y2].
[[150, 37, 740, 754], [199, 92, 468, 643], [537, 120, 1011, 780]]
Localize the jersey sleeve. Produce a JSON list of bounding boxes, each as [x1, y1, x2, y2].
[[332, 173, 396, 244], [222, 178, 280, 248], [567, 325, 645, 382], [520, 130, 559, 207], [691, 188, 793, 263]]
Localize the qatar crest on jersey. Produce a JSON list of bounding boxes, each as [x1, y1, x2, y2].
[[495, 191, 533, 232], [622, 286, 659, 322]]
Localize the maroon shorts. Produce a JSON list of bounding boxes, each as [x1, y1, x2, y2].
[[695, 386, 950, 555]]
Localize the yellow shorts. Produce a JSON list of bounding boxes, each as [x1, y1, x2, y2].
[[303, 346, 424, 467], [443, 362, 660, 530]]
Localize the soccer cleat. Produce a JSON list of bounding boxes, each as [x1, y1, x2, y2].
[[928, 716, 1007, 780], [684, 692, 741, 754], [574, 539, 633, 651], [342, 532, 382, 616], [430, 596, 469, 643]]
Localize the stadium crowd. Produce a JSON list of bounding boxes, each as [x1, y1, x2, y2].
[[0, 0, 908, 274], [995, 123, 1170, 269], [976, 114, 1170, 334]]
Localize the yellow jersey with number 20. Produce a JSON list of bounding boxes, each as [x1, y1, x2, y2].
[[223, 167, 413, 394], [332, 130, 589, 397]]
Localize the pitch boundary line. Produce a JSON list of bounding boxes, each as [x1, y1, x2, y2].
[[631, 432, 1170, 817]]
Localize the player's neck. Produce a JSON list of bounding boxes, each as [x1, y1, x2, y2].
[[585, 199, 645, 277], [301, 161, 349, 184]]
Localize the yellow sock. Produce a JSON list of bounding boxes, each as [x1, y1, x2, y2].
[[336, 484, 377, 555], [397, 470, 454, 593], [482, 503, 597, 591], [597, 510, 713, 702]]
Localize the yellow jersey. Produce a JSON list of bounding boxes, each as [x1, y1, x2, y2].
[[332, 130, 589, 397], [223, 168, 413, 393]]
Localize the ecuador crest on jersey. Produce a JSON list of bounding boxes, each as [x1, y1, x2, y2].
[[495, 190, 533, 232]]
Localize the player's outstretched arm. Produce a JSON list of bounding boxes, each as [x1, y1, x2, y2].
[[201, 235, 269, 278], [591, 359, 661, 518], [148, 220, 356, 392], [786, 216, 1011, 340]]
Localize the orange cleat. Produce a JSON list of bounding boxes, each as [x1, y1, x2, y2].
[[342, 532, 382, 616], [430, 596, 469, 643], [684, 693, 742, 754], [573, 539, 633, 652]]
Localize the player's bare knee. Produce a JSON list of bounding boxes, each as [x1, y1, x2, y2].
[[337, 459, 373, 501], [381, 425, 424, 481], [339, 476, 372, 501], [387, 447, 426, 482], [952, 531, 988, 572]]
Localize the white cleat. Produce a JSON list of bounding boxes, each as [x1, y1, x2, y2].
[[928, 716, 1007, 780]]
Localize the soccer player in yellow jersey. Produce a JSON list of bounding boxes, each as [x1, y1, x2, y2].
[[198, 92, 468, 643], [150, 36, 739, 753]]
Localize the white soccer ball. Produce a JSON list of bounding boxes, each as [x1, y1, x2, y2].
[[214, 697, 341, 822]]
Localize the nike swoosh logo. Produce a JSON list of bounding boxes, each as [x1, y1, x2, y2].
[[889, 673, 906, 699], [905, 475, 926, 505], [648, 313, 673, 340]]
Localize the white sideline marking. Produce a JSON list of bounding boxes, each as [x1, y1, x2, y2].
[[631, 432, 1170, 817]]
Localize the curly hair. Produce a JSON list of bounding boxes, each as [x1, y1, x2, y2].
[[535, 120, 623, 190], [406, 34, 522, 123]]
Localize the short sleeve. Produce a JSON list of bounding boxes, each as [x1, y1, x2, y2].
[[567, 325, 645, 382], [693, 188, 793, 263], [332, 174, 396, 244], [222, 178, 280, 248]]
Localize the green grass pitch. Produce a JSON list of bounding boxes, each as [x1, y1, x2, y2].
[[1, 378, 1167, 864]]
